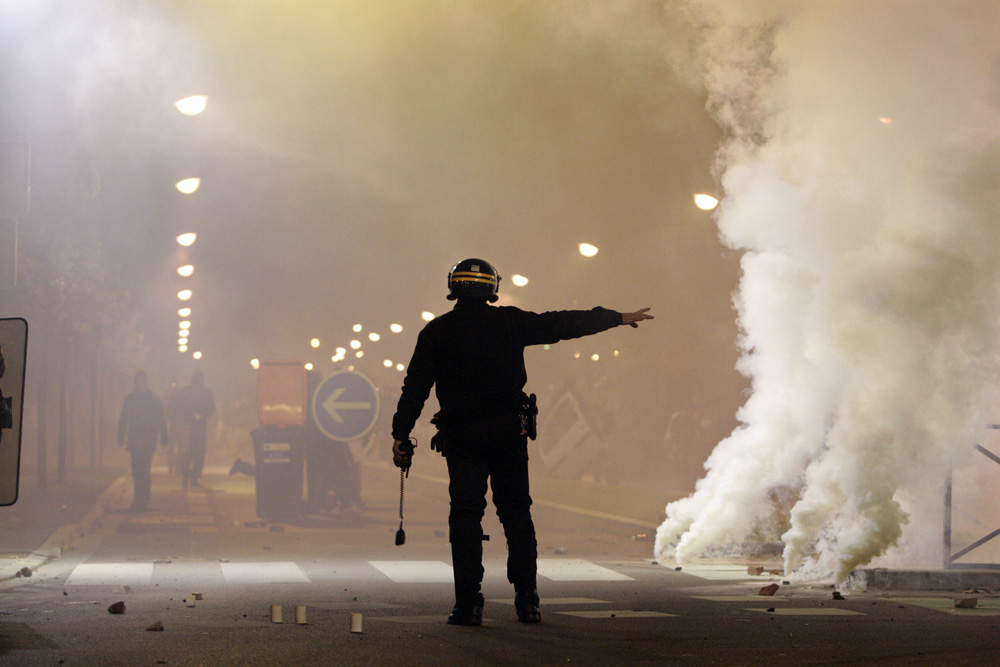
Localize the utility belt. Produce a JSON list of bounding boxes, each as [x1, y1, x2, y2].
[[430, 393, 538, 456]]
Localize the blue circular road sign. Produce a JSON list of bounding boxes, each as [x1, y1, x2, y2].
[[311, 370, 381, 442]]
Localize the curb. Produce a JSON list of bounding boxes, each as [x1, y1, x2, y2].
[[0, 474, 130, 583]]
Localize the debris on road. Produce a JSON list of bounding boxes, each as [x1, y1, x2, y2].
[[16, 566, 32, 578], [832, 591, 845, 600], [271, 605, 283, 623], [554, 546, 568, 555], [759, 584, 780, 596], [747, 566, 765, 576], [955, 598, 978, 609], [350, 612, 363, 633], [295, 605, 307, 624], [146, 621, 164, 632], [108, 601, 126, 614]]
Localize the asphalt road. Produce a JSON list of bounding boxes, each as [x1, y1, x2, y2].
[[2, 461, 1000, 666]]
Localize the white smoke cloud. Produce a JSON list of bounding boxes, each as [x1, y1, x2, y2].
[[655, 0, 1000, 583]]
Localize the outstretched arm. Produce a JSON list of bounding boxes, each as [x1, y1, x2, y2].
[[621, 308, 653, 328]]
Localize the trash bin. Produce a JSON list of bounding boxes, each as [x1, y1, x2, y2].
[[251, 424, 305, 520]]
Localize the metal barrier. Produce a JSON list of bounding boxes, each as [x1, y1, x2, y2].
[[943, 425, 1000, 570]]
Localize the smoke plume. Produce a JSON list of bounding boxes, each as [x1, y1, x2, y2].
[[655, 0, 1000, 583]]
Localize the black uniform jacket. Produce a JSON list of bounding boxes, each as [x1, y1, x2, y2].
[[391, 300, 623, 441]]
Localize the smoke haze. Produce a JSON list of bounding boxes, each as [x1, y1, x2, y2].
[[1, 1, 742, 501], [655, 0, 1000, 582]]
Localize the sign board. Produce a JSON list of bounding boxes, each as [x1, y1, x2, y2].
[[257, 360, 307, 426], [0, 317, 27, 506], [311, 370, 380, 442]]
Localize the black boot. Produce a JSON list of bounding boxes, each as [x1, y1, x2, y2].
[[447, 594, 484, 626], [514, 587, 541, 624]]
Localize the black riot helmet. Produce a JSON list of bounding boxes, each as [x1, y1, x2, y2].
[[447, 258, 501, 302]]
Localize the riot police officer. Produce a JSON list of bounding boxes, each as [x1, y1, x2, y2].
[[391, 258, 652, 626]]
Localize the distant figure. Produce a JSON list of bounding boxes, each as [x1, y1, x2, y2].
[[117, 371, 168, 511], [175, 371, 216, 488], [163, 379, 181, 475]]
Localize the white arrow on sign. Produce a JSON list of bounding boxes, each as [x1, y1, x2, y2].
[[322, 387, 372, 423]]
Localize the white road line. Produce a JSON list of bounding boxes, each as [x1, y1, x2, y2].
[[66, 563, 154, 586], [220, 562, 310, 584], [369, 560, 454, 583], [537, 559, 634, 582]]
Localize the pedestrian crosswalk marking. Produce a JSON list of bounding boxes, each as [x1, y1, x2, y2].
[[556, 610, 676, 619], [66, 563, 153, 586], [536, 559, 634, 582], [220, 562, 310, 584], [64, 559, 635, 587], [370, 560, 454, 583]]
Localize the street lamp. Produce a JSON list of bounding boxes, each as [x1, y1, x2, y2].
[[175, 95, 208, 116], [177, 233, 197, 247], [694, 194, 719, 211], [578, 243, 599, 257], [175, 178, 201, 194], [177, 265, 194, 277], [177, 290, 192, 301]]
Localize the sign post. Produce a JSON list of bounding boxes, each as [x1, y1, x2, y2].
[[311, 370, 380, 443], [0, 317, 27, 506]]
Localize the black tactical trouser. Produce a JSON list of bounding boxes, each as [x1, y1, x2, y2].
[[444, 414, 537, 605]]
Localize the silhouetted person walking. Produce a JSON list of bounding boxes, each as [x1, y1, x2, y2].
[[176, 371, 215, 488], [391, 258, 653, 626], [117, 371, 168, 511]]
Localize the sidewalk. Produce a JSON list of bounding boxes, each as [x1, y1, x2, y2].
[[0, 466, 128, 581]]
